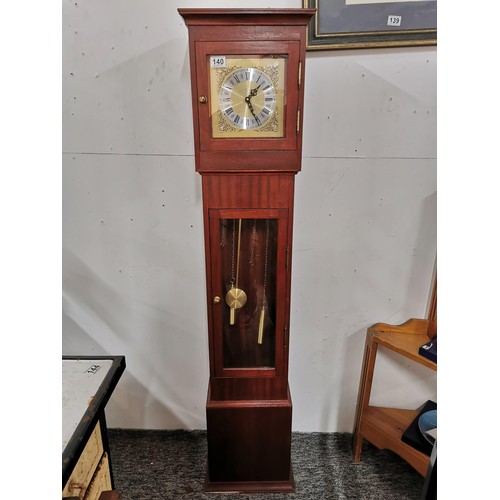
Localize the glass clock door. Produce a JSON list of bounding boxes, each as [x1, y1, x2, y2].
[[209, 209, 289, 377]]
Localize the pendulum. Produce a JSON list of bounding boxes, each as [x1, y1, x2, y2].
[[225, 219, 247, 325], [258, 219, 270, 344]]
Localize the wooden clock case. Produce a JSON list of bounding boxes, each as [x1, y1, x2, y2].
[[178, 9, 315, 493]]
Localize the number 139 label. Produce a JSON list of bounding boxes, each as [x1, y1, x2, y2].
[[387, 15, 402, 27], [210, 56, 226, 68]]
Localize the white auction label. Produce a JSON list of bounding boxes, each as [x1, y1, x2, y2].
[[210, 56, 226, 68], [387, 15, 402, 26]]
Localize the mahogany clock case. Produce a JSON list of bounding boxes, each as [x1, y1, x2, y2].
[[178, 9, 315, 493]]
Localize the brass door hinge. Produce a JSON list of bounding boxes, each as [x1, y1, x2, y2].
[[298, 59, 302, 88], [296, 108, 300, 135]]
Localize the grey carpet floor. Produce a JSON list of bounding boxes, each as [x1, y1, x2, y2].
[[108, 430, 424, 500]]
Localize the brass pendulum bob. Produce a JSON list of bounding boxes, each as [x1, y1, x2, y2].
[[226, 283, 247, 325], [225, 219, 247, 325]]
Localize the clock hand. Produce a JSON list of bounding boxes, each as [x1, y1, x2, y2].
[[243, 84, 262, 108], [249, 84, 262, 98], [245, 96, 256, 118], [246, 98, 264, 127], [243, 81, 266, 124], [245, 96, 258, 119]]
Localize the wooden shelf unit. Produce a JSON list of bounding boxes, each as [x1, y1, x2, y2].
[[352, 318, 437, 476]]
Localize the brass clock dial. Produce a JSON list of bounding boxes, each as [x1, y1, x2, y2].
[[219, 67, 276, 130], [209, 55, 286, 139]]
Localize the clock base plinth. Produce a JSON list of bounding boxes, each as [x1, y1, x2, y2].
[[205, 379, 294, 493], [204, 472, 294, 494]]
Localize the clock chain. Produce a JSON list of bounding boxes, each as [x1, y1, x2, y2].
[[258, 219, 270, 345], [249, 219, 257, 266]]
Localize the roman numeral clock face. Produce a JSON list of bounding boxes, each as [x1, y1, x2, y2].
[[220, 68, 275, 130], [209, 55, 286, 139]]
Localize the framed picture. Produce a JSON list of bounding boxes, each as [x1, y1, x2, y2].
[[304, 0, 437, 50]]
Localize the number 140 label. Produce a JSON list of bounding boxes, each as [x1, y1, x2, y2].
[[387, 15, 402, 27], [210, 56, 226, 68]]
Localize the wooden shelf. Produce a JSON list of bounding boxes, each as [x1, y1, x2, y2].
[[352, 318, 436, 477], [361, 406, 430, 476], [374, 330, 437, 371]]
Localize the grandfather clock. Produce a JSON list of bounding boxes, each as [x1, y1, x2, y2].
[[178, 8, 315, 493]]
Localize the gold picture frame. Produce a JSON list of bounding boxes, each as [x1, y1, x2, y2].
[[304, 0, 437, 50]]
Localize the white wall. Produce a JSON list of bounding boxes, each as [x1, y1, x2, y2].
[[62, 0, 437, 432]]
